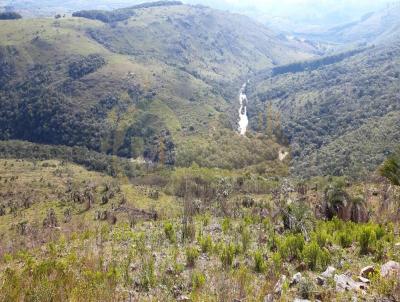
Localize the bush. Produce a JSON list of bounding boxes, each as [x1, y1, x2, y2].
[[140, 255, 156, 291], [164, 222, 176, 244], [199, 235, 213, 254], [220, 243, 236, 269], [222, 217, 231, 234], [191, 271, 206, 290], [358, 225, 377, 255], [253, 250, 267, 273], [302, 241, 330, 271], [336, 231, 352, 248], [278, 234, 305, 261], [299, 278, 315, 299], [186, 246, 199, 267], [241, 226, 251, 253]]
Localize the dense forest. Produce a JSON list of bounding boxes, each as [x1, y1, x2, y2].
[[249, 42, 400, 178]]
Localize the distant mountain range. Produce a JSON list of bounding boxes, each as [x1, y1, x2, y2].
[[295, 2, 400, 46]]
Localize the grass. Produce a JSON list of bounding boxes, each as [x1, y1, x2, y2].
[[0, 158, 399, 301]]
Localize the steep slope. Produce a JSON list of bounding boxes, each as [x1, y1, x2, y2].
[[248, 41, 400, 178], [0, 2, 312, 169]]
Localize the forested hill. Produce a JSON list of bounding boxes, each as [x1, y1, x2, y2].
[[0, 3, 315, 170], [248, 41, 400, 178]]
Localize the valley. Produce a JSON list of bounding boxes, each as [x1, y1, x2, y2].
[[0, 1, 399, 301]]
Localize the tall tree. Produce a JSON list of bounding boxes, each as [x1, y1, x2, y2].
[[380, 150, 400, 186]]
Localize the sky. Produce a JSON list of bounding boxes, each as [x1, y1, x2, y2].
[[187, 0, 394, 31], [1, 0, 396, 31]]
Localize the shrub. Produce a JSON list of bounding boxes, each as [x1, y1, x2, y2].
[[191, 271, 206, 290], [278, 234, 305, 261], [271, 252, 282, 274], [241, 226, 251, 253], [254, 250, 267, 273], [298, 278, 314, 299], [302, 241, 330, 271], [182, 219, 196, 242], [186, 246, 199, 267], [199, 235, 213, 254], [220, 243, 236, 269], [358, 225, 377, 255], [313, 229, 330, 248], [164, 222, 176, 244], [140, 255, 156, 291], [336, 231, 352, 248], [222, 217, 231, 234]]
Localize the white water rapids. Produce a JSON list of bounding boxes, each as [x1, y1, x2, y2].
[[238, 82, 249, 136]]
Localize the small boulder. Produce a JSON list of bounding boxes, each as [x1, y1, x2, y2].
[[263, 294, 273, 302], [274, 275, 287, 295], [321, 266, 336, 278], [381, 261, 400, 278], [360, 265, 375, 278], [177, 295, 191, 302], [290, 272, 302, 286], [357, 276, 370, 284], [334, 274, 368, 293], [316, 276, 325, 286]]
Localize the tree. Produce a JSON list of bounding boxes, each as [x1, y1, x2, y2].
[[265, 103, 274, 138], [380, 151, 400, 186], [0, 12, 22, 20], [258, 111, 264, 132], [158, 137, 165, 165]]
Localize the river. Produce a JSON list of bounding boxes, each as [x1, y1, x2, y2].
[[238, 82, 249, 136]]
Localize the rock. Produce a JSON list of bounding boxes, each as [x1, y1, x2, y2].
[[290, 272, 302, 286], [381, 261, 400, 278], [321, 266, 336, 278], [395, 242, 400, 248], [360, 265, 375, 278], [294, 299, 310, 302], [177, 295, 191, 302], [357, 276, 370, 284], [263, 294, 273, 302], [316, 276, 325, 286], [334, 274, 368, 293], [274, 275, 287, 295]]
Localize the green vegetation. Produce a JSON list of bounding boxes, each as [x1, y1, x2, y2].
[[249, 42, 400, 178], [0, 12, 22, 20], [72, 1, 183, 23], [0, 2, 399, 301], [380, 147, 400, 186]]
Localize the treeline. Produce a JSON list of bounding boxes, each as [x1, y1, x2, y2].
[[72, 1, 182, 23], [272, 47, 368, 76], [0, 12, 22, 20], [68, 54, 106, 79], [0, 140, 137, 177]]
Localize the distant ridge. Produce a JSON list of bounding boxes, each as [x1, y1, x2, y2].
[[72, 1, 183, 23]]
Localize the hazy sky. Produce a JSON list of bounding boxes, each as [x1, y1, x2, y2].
[[188, 0, 394, 30], [1, 0, 395, 30]]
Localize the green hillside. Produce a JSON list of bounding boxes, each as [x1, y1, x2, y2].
[[248, 42, 400, 178], [0, 3, 315, 169]]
